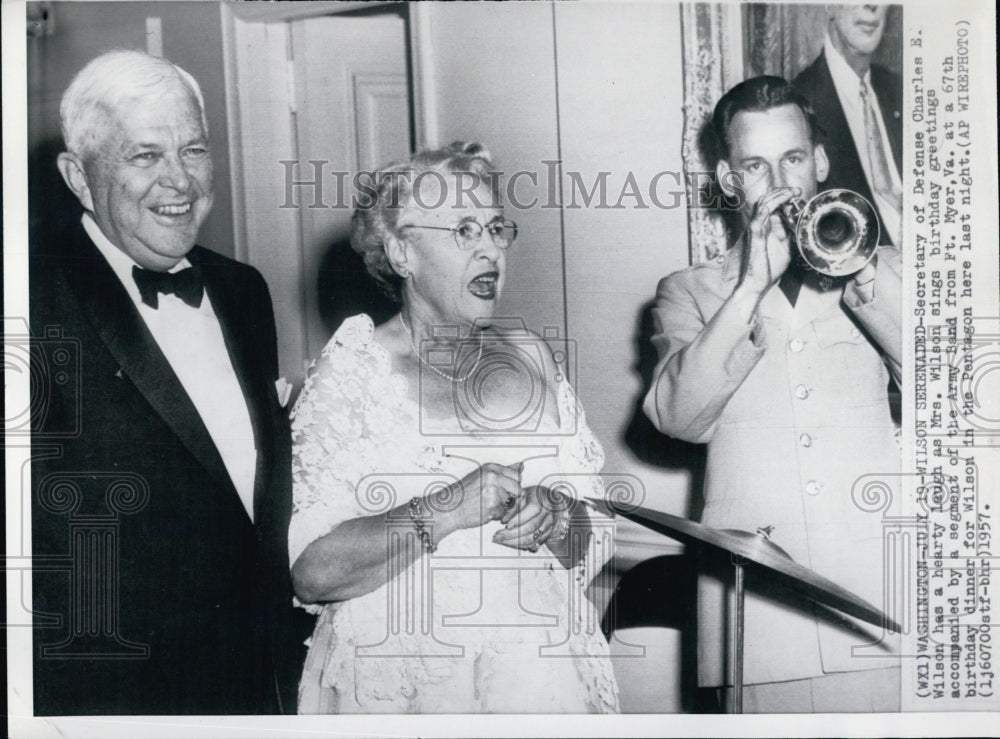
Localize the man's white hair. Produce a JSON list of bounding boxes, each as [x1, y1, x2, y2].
[[60, 49, 208, 158]]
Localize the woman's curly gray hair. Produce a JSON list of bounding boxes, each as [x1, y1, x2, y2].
[[351, 141, 499, 302]]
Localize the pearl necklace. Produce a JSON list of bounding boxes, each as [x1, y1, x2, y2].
[[399, 313, 484, 383]]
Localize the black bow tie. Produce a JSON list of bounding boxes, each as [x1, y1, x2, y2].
[[132, 265, 204, 309]]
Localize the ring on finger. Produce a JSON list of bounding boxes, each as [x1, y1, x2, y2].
[[533, 523, 555, 543], [552, 519, 569, 540]]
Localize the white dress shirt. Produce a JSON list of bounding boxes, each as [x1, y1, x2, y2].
[[83, 214, 258, 521], [823, 33, 903, 245]]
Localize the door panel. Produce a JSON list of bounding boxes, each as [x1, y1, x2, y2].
[[354, 73, 411, 171], [291, 13, 412, 358]]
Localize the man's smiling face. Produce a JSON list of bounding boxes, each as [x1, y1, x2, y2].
[[79, 84, 214, 270]]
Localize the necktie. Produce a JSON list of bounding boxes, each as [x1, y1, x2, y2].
[[132, 265, 204, 309], [778, 268, 802, 307], [859, 80, 902, 216]]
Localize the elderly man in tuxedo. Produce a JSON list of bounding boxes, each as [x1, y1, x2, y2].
[[644, 76, 902, 712], [31, 50, 302, 714], [793, 4, 903, 246]]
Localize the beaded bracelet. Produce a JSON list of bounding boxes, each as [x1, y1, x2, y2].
[[408, 496, 437, 553]]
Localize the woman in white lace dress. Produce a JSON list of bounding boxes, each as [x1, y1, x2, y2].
[[289, 142, 620, 713]]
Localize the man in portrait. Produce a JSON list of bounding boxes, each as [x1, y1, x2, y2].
[[30, 50, 302, 714], [644, 75, 902, 712], [793, 4, 903, 247]]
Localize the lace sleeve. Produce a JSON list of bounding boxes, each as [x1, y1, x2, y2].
[[288, 315, 395, 570], [556, 381, 616, 584]]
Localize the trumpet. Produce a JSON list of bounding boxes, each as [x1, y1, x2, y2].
[[777, 189, 880, 277]]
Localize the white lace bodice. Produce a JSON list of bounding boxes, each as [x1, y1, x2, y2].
[[289, 314, 619, 713]]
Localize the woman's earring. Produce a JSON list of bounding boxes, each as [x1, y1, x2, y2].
[[397, 268, 411, 279]]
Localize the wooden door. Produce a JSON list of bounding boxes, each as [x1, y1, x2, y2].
[[290, 13, 412, 360]]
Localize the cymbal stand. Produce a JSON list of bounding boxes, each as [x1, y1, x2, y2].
[[732, 554, 746, 714]]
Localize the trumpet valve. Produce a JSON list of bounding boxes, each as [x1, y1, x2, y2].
[[778, 197, 806, 230]]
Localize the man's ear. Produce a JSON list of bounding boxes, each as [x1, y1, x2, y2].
[[56, 152, 95, 212], [716, 158, 739, 198], [813, 143, 830, 184]]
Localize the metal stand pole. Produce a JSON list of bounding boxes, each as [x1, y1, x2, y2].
[[732, 557, 746, 714]]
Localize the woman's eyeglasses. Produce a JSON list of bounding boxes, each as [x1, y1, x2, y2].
[[402, 217, 518, 250]]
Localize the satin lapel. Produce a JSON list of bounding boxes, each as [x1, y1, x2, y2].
[[189, 248, 273, 520], [61, 225, 236, 495]]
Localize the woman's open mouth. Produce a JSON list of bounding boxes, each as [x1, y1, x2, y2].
[[468, 271, 499, 300]]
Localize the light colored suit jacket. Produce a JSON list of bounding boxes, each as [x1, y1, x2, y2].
[[644, 245, 902, 686]]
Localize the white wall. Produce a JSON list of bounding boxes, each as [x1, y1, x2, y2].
[[554, 2, 695, 519]]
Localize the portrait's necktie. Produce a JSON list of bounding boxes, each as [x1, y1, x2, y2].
[[132, 265, 204, 309], [859, 79, 903, 218]]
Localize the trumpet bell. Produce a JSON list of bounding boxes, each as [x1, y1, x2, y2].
[[792, 189, 880, 277]]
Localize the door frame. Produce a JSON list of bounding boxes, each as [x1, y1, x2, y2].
[[219, 0, 434, 379]]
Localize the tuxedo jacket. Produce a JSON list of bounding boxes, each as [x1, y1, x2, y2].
[[30, 217, 305, 715], [793, 51, 903, 245]]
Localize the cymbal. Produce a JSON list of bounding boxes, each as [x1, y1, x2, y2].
[[589, 498, 901, 633]]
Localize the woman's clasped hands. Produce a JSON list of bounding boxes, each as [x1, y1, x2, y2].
[[494, 485, 573, 552], [443, 462, 575, 553]]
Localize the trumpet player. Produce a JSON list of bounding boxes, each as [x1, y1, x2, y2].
[[644, 75, 902, 712]]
